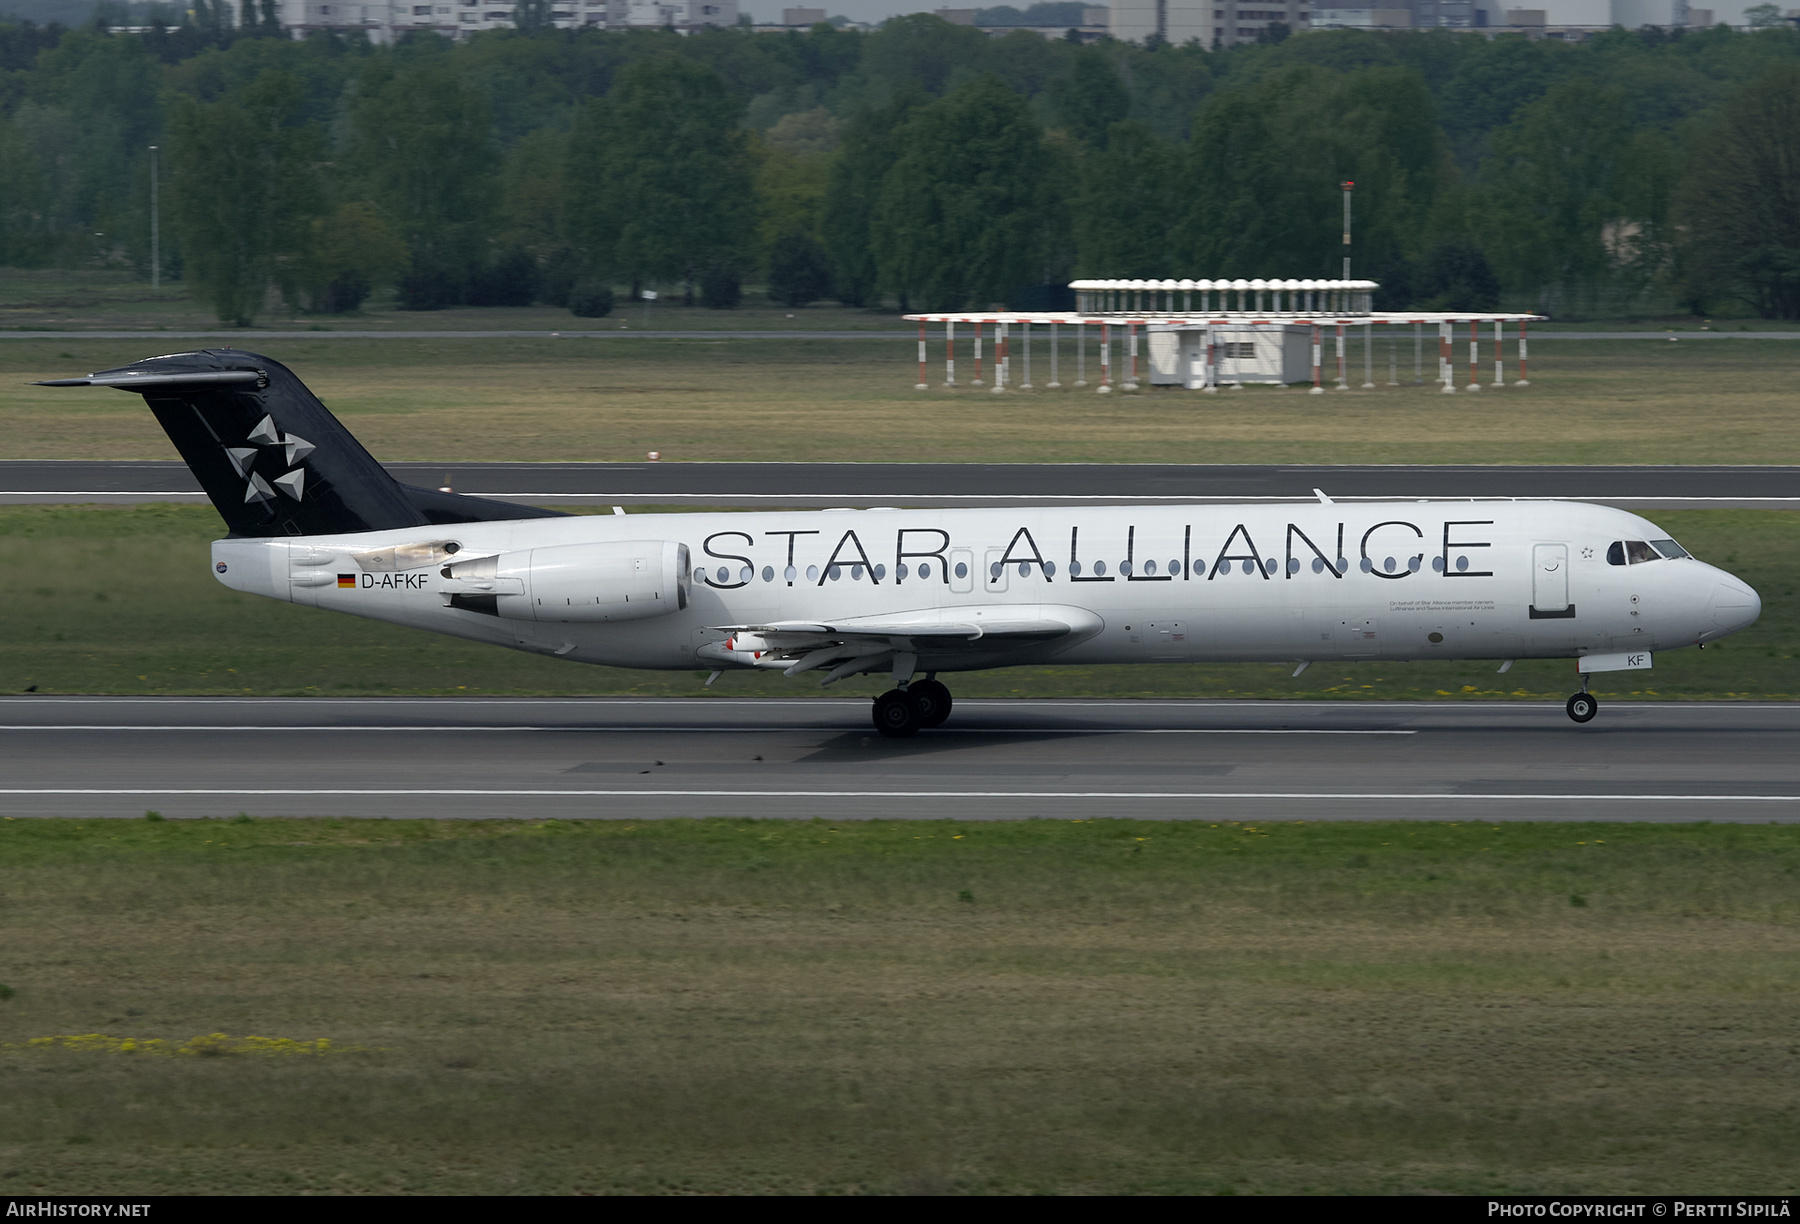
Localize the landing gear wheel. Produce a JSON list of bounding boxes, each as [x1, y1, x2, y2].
[[1566, 692, 1598, 724], [873, 689, 923, 738], [910, 679, 953, 728]]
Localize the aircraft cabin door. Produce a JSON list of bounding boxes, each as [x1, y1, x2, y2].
[[1531, 544, 1574, 619], [949, 548, 975, 594]]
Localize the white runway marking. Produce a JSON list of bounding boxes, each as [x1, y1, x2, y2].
[[0, 725, 1417, 735], [1, 788, 1793, 802], [4, 698, 1797, 711]]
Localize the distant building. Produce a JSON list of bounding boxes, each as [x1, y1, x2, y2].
[[1298, 0, 1779, 32], [923, 5, 1112, 39], [614, 0, 738, 27], [1473, 0, 1768, 26], [1312, 6, 1412, 24], [971, 5, 1111, 38], [1111, 0, 1311, 44], [1409, 0, 1472, 25], [206, 0, 1784, 45], [275, 0, 735, 42]]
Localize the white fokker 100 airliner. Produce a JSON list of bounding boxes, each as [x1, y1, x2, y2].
[[42, 350, 1762, 736]]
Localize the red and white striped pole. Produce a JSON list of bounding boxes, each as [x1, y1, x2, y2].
[[1467, 320, 1480, 392], [945, 321, 955, 387], [1099, 322, 1111, 393], [1335, 324, 1347, 391], [915, 320, 928, 390], [1125, 322, 1139, 391], [994, 321, 1008, 394], [1492, 319, 1504, 388], [1516, 320, 1530, 387], [1310, 324, 1323, 395], [973, 322, 984, 386], [1439, 322, 1455, 394]]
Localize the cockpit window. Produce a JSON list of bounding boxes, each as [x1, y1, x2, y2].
[[1625, 540, 1660, 565], [1607, 541, 1625, 566], [1650, 538, 1689, 559]]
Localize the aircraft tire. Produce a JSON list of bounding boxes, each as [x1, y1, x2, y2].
[[911, 680, 953, 728], [1566, 692, 1598, 724], [873, 690, 923, 738]]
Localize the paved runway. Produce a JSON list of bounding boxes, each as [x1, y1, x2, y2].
[[3, 461, 1796, 508], [3, 697, 1796, 823], [4, 329, 1799, 341]]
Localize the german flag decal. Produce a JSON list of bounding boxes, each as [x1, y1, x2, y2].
[[337, 574, 356, 589]]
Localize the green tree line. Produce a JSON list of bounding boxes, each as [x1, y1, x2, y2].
[[2, 15, 1798, 321]]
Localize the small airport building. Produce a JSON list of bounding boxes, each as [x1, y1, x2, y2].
[[902, 277, 1544, 394]]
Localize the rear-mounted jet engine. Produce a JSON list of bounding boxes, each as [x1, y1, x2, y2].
[[442, 540, 689, 622]]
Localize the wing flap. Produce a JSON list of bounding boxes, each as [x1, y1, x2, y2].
[[723, 605, 1101, 642], [701, 604, 1105, 683]]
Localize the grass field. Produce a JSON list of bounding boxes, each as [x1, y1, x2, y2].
[[8, 267, 1799, 334], [0, 269, 913, 334], [6, 332, 1800, 466], [1, 816, 1796, 1195], [0, 505, 1793, 700]]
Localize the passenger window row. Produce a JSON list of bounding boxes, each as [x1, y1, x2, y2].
[[695, 554, 1481, 583]]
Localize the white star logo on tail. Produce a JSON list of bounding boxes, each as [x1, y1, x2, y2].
[[232, 414, 312, 503]]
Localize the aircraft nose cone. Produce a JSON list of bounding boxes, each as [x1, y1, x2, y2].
[[1709, 573, 1761, 637]]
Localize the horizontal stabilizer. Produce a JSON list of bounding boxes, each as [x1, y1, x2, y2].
[[33, 349, 566, 537], [35, 370, 265, 390]]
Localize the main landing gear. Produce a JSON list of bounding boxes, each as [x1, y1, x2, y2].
[[872, 677, 953, 739]]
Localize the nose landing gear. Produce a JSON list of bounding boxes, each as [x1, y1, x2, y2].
[[871, 676, 954, 738]]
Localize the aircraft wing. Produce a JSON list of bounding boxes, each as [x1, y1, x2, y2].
[[701, 604, 1104, 685]]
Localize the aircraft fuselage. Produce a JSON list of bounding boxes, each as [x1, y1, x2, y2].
[[210, 499, 1759, 676]]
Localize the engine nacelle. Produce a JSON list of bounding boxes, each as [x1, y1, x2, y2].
[[489, 540, 688, 623]]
